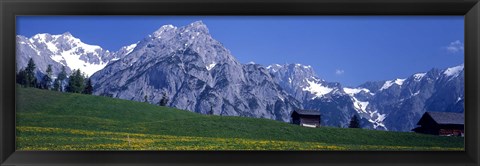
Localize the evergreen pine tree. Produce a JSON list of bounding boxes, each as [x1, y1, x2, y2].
[[16, 68, 27, 86], [348, 115, 361, 128], [66, 69, 76, 92], [74, 69, 85, 93], [67, 69, 85, 93], [159, 92, 169, 106], [53, 78, 60, 91], [47, 65, 52, 75], [25, 58, 37, 88], [57, 66, 67, 92], [83, 78, 93, 94], [41, 65, 53, 89], [210, 105, 214, 115]]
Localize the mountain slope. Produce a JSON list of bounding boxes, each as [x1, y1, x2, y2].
[[16, 86, 464, 150]]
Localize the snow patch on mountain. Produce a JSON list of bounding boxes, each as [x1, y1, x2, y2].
[[153, 24, 177, 38], [31, 33, 48, 43], [343, 87, 371, 114], [368, 111, 387, 129], [379, 81, 395, 91], [379, 78, 406, 91], [443, 64, 464, 77], [59, 34, 102, 53], [266, 64, 282, 72], [61, 51, 107, 76], [206, 63, 216, 71], [124, 43, 138, 55], [45, 42, 59, 53], [343, 87, 373, 96], [352, 97, 369, 113], [412, 90, 420, 96], [266, 64, 281, 69], [394, 78, 406, 85], [32, 34, 59, 53], [302, 79, 333, 99], [456, 97, 462, 102], [413, 73, 426, 81], [44, 35, 104, 76]]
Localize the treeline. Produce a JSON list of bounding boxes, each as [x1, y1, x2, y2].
[[16, 58, 93, 94]]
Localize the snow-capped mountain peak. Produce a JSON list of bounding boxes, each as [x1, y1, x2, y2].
[[30, 33, 106, 76], [29, 32, 103, 54], [17, 32, 135, 77]]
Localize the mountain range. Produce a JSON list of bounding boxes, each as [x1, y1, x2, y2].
[[16, 32, 136, 77], [16, 21, 464, 132]]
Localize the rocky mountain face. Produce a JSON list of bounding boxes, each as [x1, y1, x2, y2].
[[361, 65, 464, 131], [18, 21, 464, 132], [267, 63, 464, 131], [266, 64, 359, 128], [16, 33, 134, 78], [90, 21, 301, 121]]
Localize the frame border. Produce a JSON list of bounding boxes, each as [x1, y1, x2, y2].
[[1, 0, 479, 165]]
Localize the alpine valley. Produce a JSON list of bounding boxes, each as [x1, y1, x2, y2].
[[16, 21, 464, 132]]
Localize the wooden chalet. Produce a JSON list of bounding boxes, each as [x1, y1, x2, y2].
[[412, 112, 464, 136], [291, 109, 321, 128]]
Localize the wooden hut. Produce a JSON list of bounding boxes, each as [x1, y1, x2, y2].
[[291, 109, 321, 128], [412, 111, 464, 136]]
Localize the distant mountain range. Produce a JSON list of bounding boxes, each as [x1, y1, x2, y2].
[[16, 21, 464, 132]]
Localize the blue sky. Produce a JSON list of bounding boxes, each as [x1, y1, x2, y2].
[[17, 16, 464, 87]]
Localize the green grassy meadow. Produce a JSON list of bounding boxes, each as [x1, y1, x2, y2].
[[16, 87, 464, 150]]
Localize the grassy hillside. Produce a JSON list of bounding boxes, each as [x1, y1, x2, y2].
[[16, 87, 464, 150]]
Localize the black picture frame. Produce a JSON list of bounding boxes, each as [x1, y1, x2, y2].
[[1, 0, 479, 165]]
